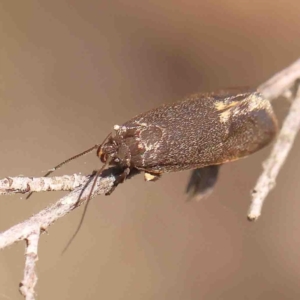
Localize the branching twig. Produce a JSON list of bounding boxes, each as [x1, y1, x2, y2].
[[247, 87, 300, 219], [247, 62, 300, 220], [1, 58, 300, 299], [0, 171, 117, 249], [0, 171, 118, 299]]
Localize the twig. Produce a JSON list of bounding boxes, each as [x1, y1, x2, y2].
[[0, 171, 117, 249], [258, 58, 300, 99], [0, 174, 87, 196], [19, 229, 40, 300], [247, 61, 300, 220], [247, 85, 300, 220]]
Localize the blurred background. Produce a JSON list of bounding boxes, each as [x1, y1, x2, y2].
[[0, 1, 300, 299]]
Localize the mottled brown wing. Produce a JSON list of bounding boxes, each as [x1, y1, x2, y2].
[[122, 89, 277, 173]]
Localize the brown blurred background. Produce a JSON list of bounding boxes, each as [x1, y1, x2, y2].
[[1, 1, 300, 299]]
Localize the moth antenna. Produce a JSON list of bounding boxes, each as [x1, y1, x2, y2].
[[25, 144, 99, 200], [61, 132, 112, 253], [26, 132, 112, 200], [61, 162, 109, 254]]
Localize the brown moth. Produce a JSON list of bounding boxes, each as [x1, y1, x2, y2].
[[28, 88, 277, 201], [98, 88, 278, 195], [26, 88, 278, 248]]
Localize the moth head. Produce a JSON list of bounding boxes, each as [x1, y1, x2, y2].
[[97, 136, 119, 164]]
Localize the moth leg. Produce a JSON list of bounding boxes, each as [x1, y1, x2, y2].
[[105, 167, 131, 196], [186, 165, 220, 201], [118, 167, 130, 183], [144, 171, 161, 182]]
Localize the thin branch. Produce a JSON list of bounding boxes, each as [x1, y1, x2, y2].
[[258, 58, 300, 99], [247, 60, 300, 220], [0, 174, 87, 196], [0, 171, 117, 249], [247, 85, 300, 220], [19, 229, 40, 300]]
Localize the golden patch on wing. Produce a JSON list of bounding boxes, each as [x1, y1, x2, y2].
[[214, 101, 240, 111], [215, 93, 273, 124], [215, 101, 240, 123], [219, 109, 232, 123], [246, 93, 271, 112]]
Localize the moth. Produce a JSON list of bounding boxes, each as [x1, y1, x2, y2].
[[97, 88, 278, 199], [29, 88, 278, 200]]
